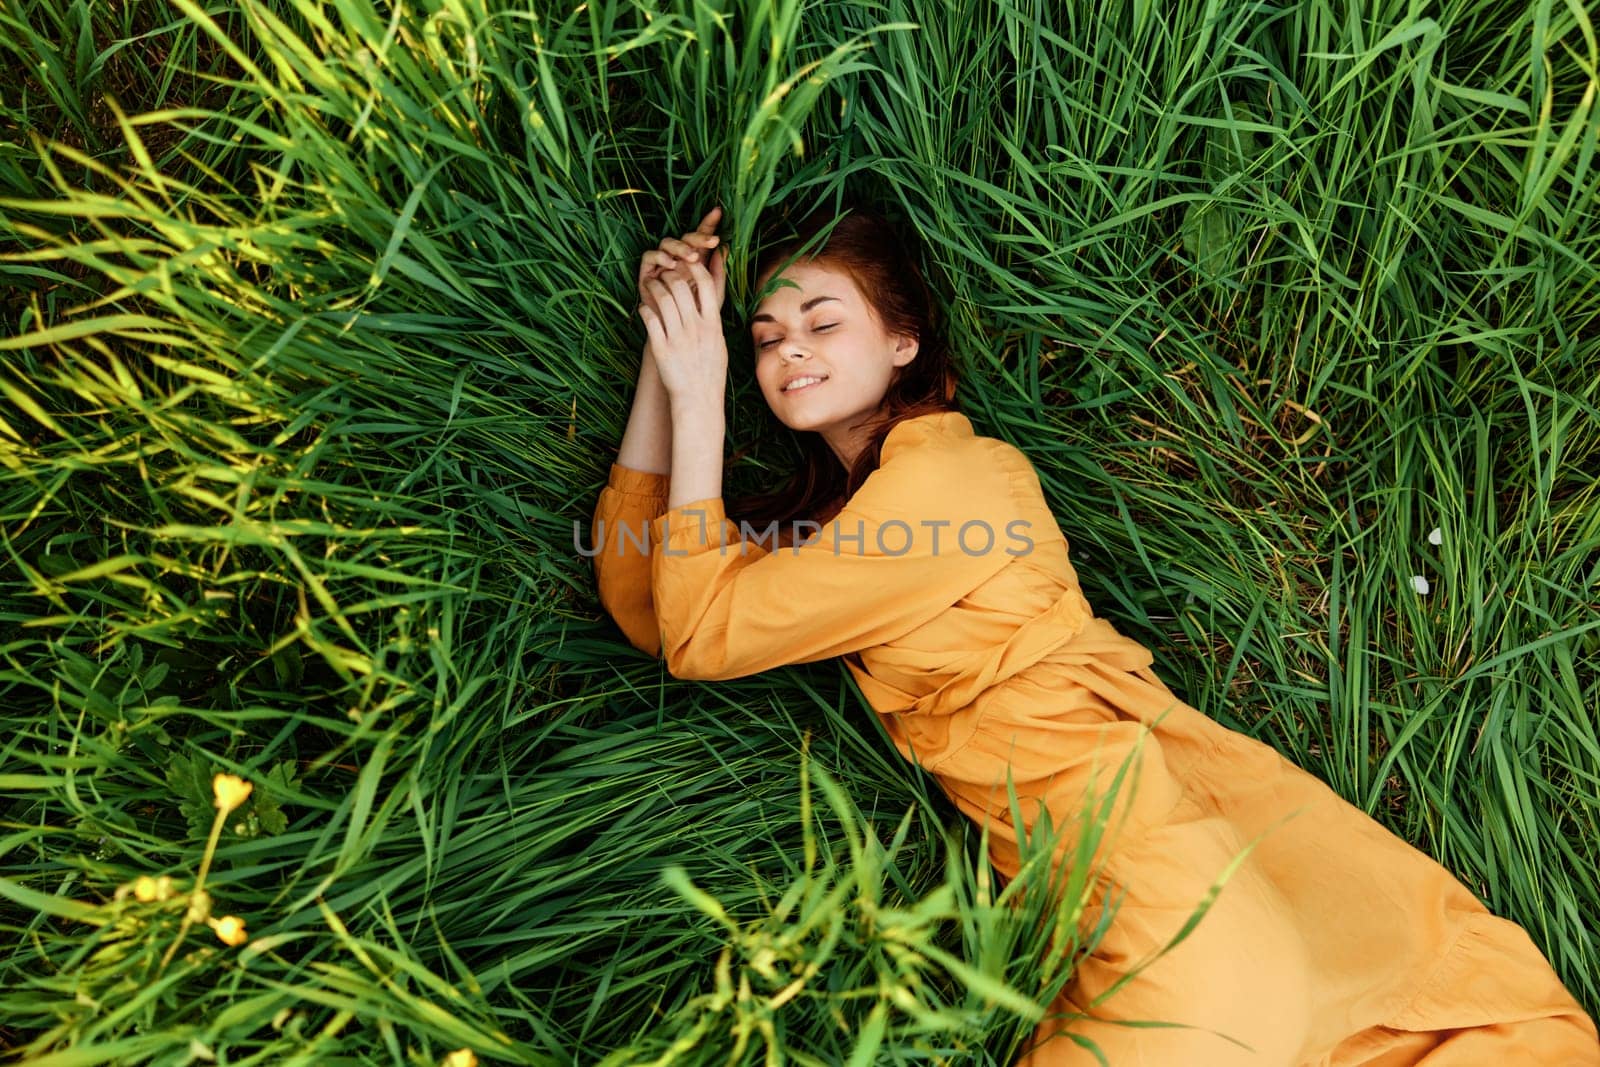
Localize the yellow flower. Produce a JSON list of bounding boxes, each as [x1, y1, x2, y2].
[[210, 914, 248, 947], [441, 1051, 478, 1067], [212, 773, 253, 814], [133, 874, 176, 902]]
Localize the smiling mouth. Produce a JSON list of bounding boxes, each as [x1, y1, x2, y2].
[[782, 375, 829, 394]]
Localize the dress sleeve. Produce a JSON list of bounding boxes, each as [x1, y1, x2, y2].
[[591, 463, 671, 658], [648, 439, 1023, 681]]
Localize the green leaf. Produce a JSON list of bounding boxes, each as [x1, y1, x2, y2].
[[164, 753, 216, 840], [248, 760, 301, 838], [1180, 200, 1237, 287]]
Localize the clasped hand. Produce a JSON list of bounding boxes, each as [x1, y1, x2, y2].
[[637, 206, 729, 408]]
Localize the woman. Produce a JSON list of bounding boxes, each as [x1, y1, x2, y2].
[[591, 202, 1600, 1065]]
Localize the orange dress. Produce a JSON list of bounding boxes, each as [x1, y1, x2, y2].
[[591, 411, 1599, 1065]]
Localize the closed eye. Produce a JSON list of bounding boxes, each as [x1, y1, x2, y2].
[[757, 323, 837, 349]]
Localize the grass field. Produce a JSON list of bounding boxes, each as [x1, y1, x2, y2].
[[1, 0, 1596, 1062]]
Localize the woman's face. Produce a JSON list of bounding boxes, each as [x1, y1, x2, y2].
[[748, 261, 918, 464]]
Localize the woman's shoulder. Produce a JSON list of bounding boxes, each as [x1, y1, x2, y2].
[[881, 411, 1033, 474], [881, 410, 971, 455], [867, 411, 1039, 512]]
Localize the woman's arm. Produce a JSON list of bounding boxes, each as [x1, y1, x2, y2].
[[615, 342, 672, 476], [617, 204, 723, 477], [647, 425, 1028, 681], [592, 464, 667, 657], [666, 391, 724, 511], [592, 209, 724, 655], [592, 344, 673, 658], [636, 236, 729, 511]]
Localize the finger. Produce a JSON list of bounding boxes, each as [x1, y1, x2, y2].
[[664, 271, 704, 324], [709, 245, 726, 303], [639, 303, 666, 348], [658, 263, 694, 289], [696, 206, 722, 233], [664, 271, 697, 316], [639, 251, 677, 288], [679, 231, 719, 251], [666, 267, 703, 311], [660, 237, 703, 261], [686, 258, 717, 315], [647, 279, 684, 333], [685, 248, 719, 300]]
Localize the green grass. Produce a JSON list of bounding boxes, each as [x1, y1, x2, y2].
[[1, 0, 1596, 1062]]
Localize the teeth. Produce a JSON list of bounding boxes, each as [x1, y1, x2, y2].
[[784, 376, 827, 392]]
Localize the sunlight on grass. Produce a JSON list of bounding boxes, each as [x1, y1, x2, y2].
[[1, 0, 1596, 1061]]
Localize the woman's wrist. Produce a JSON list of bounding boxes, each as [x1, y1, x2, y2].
[[638, 337, 657, 371], [667, 391, 725, 422], [666, 400, 725, 510]]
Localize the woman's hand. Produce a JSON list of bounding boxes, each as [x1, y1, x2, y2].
[[640, 255, 728, 408], [637, 206, 726, 326]]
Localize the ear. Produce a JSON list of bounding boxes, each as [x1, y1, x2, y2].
[[891, 332, 919, 367]]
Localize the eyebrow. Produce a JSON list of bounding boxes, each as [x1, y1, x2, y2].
[[750, 295, 841, 325]]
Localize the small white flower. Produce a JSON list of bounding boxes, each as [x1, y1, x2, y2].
[[1427, 527, 1442, 546], [1410, 575, 1430, 595]]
